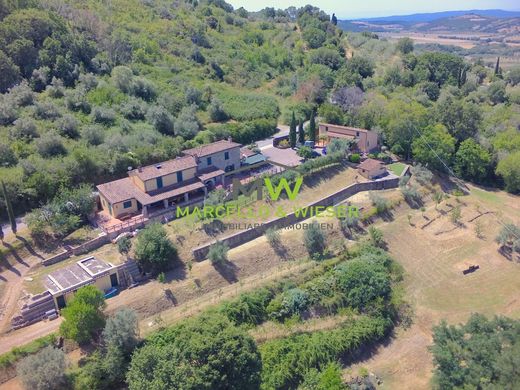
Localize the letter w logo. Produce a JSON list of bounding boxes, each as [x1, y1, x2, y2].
[[264, 177, 303, 201]]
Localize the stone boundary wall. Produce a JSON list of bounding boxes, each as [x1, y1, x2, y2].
[[192, 176, 400, 260], [42, 234, 110, 266]]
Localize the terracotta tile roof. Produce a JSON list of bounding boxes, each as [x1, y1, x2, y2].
[[97, 177, 137, 204], [183, 140, 241, 158], [358, 158, 385, 171], [241, 148, 257, 158], [97, 177, 206, 206], [129, 155, 197, 182], [197, 167, 225, 182], [320, 123, 371, 134]]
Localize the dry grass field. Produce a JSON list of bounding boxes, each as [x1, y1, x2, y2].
[[345, 185, 520, 389]]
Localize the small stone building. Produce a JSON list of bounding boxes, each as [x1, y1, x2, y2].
[[357, 158, 387, 179], [45, 256, 119, 309]]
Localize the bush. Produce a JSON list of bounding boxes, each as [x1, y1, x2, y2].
[[411, 163, 433, 186], [127, 314, 262, 390], [349, 153, 360, 163], [60, 285, 106, 344], [8, 81, 34, 106], [92, 106, 116, 126], [369, 192, 389, 214], [134, 223, 178, 272], [265, 227, 281, 248], [220, 288, 274, 326], [120, 97, 148, 120], [218, 91, 279, 121], [303, 221, 326, 259], [146, 105, 174, 135], [36, 134, 67, 158], [11, 118, 39, 139], [208, 241, 229, 264], [102, 308, 139, 354], [208, 98, 228, 122], [174, 104, 200, 139], [368, 226, 385, 248], [34, 101, 61, 120], [131, 77, 157, 101], [57, 114, 80, 139], [81, 125, 105, 146], [297, 146, 313, 159], [267, 288, 309, 321], [17, 346, 68, 390], [0, 143, 17, 166]]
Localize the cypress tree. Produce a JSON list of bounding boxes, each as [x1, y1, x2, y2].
[[298, 119, 305, 144], [308, 111, 316, 143], [331, 13, 338, 26], [494, 57, 500, 76], [289, 111, 297, 148], [0, 223, 4, 242], [1, 181, 16, 235]]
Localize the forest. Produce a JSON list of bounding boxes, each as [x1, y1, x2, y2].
[[0, 0, 519, 221]]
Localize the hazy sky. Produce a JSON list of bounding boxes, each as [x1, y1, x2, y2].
[[227, 0, 519, 19]]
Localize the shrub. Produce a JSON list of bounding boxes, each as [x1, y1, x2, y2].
[[297, 146, 313, 159], [0, 143, 17, 166], [120, 97, 148, 120], [368, 226, 385, 248], [208, 241, 229, 264], [131, 77, 157, 101], [267, 288, 309, 320], [134, 223, 178, 272], [8, 81, 34, 106], [60, 285, 106, 344], [102, 308, 139, 354], [65, 89, 91, 113], [36, 134, 67, 158], [146, 105, 174, 135], [349, 153, 360, 163], [369, 192, 389, 214], [34, 101, 61, 119], [92, 106, 116, 126], [208, 98, 228, 122], [57, 114, 80, 139], [411, 163, 433, 186], [16, 346, 68, 390], [303, 221, 326, 259], [11, 118, 39, 139], [265, 227, 281, 248], [220, 288, 274, 326], [81, 125, 105, 146], [174, 104, 200, 139]]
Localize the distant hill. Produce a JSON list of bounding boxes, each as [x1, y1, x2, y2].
[[338, 9, 520, 34], [352, 9, 520, 23]]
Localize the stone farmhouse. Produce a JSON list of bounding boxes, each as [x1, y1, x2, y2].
[[97, 139, 241, 219], [319, 123, 379, 153]]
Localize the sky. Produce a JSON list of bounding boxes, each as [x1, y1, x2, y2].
[[226, 0, 520, 19]]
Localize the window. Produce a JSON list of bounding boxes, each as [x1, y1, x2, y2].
[[224, 151, 229, 160], [123, 200, 132, 209], [156, 177, 163, 189], [177, 171, 183, 182], [207, 157, 212, 165], [356, 131, 360, 136], [325, 126, 328, 131]]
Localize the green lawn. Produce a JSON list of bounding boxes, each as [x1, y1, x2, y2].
[[388, 162, 406, 176]]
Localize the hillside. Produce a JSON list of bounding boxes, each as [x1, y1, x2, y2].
[[0, 0, 520, 238]]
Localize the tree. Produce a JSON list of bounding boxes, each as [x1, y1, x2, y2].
[[368, 226, 385, 248], [433, 191, 444, 210], [454, 139, 491, 183], [0, 50, 20, 93], [301, 362, 346, 390], [308, 110, 316, 143], [103, 308, 139, 355], [60, 285, 106, 344], [435, 94, 481, 142], [297, 146, 313, 160], [17, 346, 68, 390], [494, 56, 501, 76], [396, 37, 414, 54], [488, 80, 507, 105], [134, 223, 178, 272], [289, 111, 297, 148], [265, 227, 281, 248], [1, 180, 16, 235], [495, 223, 520, 251], [175, 104, 200, 139], [303, 221, 326, 259], [412, 124, 455, 172], [298, 119, 305, 144], [431, 314, 520, 389], [127, 314, 262, 390], [450, 205, 462, 225], [335, 258, 390, 310], [117, 236, 132, 258], [331, 13, 337, 26], [208, 241, 229, 264], [317, 103, 343, 125], [496, 152, 520, 193]]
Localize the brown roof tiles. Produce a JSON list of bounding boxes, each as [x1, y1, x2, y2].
[[129, 155, 197, 182], [183, 140, 241, 158]]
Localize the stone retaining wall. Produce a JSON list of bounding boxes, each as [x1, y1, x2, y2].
[[192, 176, 400, 260]]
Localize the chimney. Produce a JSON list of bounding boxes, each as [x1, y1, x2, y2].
[[227, 136, 232, 142], [138, 166, 143, 173]]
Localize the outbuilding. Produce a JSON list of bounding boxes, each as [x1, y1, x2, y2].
[[357, 158, 387, 179]]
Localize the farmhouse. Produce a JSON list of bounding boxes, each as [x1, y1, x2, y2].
[[357, 158, 388, 179], [97, 139, 241, 219], [319, 123, 379, 153], [45, 256, 119, 309]]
